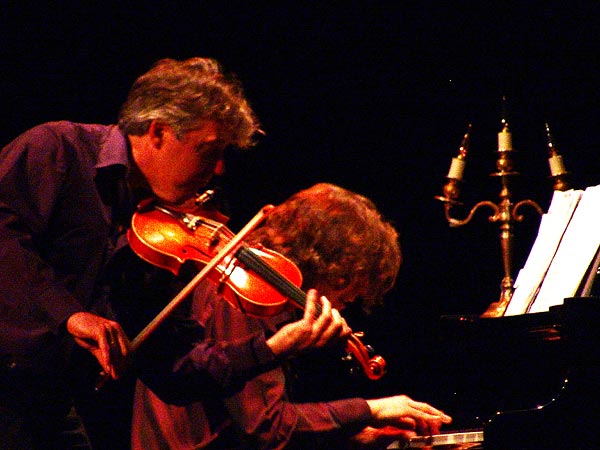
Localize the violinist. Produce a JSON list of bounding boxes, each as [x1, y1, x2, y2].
[[132, 183, 452, 450], [0, 57, 350, 450]]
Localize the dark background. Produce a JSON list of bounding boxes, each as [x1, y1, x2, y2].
[[3, 0, 600, 418]]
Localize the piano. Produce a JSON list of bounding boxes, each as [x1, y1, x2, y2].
[[388, 296, 600, 449], [385, 187, 600, 448]]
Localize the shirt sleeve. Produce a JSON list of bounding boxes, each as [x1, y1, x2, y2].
[[134, 283, 278, 404], [222, 352, 372, 449], [211, 298, 373, 449], [0, 125, 85, 356]]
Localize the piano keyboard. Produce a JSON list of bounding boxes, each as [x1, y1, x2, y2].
[[387, 429, 484, 449]]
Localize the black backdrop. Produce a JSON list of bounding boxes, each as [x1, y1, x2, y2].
[[3, 1, 600, 406]]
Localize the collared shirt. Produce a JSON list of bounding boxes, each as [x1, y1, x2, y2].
[[0, 120, 277, 384], [0, 121, 130, 377], [0, 120, 283, 450]]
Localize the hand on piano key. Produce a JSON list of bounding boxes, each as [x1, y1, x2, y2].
[[360, 395, 452, 448], [367, 395, 452, 433]]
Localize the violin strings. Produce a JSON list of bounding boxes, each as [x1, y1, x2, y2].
[[235, 246, 323, 315], [161, 207, 324, 317]]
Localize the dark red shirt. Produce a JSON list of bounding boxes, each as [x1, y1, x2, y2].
[[132, 282, 372, 450]]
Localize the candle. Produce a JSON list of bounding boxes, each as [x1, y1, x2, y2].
[[545, 123, 567, 177], [548, 154, 567, 177], [447, 123, 472, 180], [447, 157, 466, 180], [498, 125, 513, 151]]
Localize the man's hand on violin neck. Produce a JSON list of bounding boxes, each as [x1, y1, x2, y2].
[[266, 289, 351, 359]]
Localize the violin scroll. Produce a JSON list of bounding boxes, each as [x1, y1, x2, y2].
[[345, 332, 386, 380]]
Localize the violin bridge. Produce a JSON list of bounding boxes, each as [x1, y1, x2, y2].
[[182, 213, 203, 230]]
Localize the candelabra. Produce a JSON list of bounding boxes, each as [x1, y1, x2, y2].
[[435, 110, 571, 317]]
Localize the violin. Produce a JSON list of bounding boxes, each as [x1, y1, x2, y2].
[[127, 196, 386, 381]]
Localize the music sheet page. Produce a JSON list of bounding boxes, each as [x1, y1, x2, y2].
[[528, 184, 600, 313], [506, 189, 583, 316]]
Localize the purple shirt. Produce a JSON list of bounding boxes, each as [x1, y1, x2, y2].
[[0, 121, 278, 387], [0, 121, 130, 376], [0, 121, 286, 449]]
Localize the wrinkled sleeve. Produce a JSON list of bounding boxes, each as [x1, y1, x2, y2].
[[0, 126, 84, 354], [211, 300, 373, 449], [222, 360, 372, 449], [134, 284, 278, 404]]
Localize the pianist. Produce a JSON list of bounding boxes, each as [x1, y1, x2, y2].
[[132, 183, 452, 449]]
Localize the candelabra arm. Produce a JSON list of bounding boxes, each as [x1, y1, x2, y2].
[[444, 200, 500, 228], [512, 199, 544, 221]]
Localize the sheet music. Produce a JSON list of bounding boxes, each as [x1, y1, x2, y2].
[[528, 184, 600, 313], [505, 189, 583, 316]]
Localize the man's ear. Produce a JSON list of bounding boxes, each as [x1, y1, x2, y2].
[[147, 120, 166, 148]]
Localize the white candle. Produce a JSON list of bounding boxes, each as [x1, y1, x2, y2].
[[447, 157, 466, 180], [498, 130, 513, 151], [548, 154, 567, 176]]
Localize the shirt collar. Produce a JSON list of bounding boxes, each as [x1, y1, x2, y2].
[[95, 125, 130, 170]]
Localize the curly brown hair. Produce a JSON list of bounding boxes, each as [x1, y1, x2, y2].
[[118, 57, 260, 148], [247, 183, 402, 312]]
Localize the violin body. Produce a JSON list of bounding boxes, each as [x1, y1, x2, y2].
[[128, 206, 303, 317]]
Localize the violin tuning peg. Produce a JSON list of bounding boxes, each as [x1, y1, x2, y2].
[[341, 353, 353, 362]]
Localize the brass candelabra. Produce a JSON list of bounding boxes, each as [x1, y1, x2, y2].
[[435, 115, 570, 317]]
